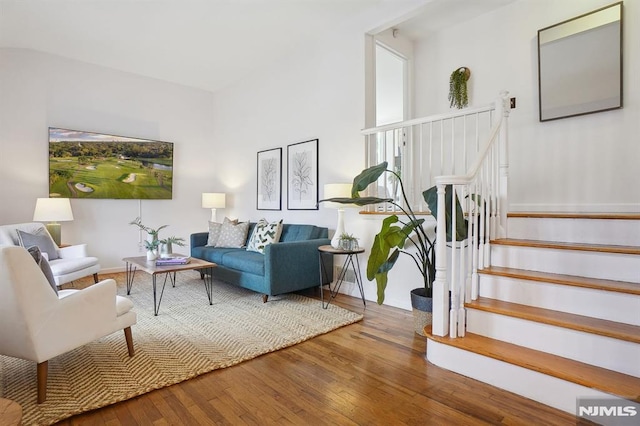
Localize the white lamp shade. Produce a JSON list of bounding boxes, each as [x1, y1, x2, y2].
[[202, 193, 226, 209], [33, 198, 74, 222], [323, 183, 353, 209]]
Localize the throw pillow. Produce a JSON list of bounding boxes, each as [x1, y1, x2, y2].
[[207, 217, 238, 246], [17, 229, 59, 260], [215, 221, 250, 248], [247, 219, 283, 254], [27, 246, 58, 295]]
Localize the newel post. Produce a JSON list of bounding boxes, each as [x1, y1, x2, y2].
[[432, 183, 449, 336]]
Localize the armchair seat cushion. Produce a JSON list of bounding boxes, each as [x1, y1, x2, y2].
[[49, 257, 99, 276], [57, 290, 132, 316]]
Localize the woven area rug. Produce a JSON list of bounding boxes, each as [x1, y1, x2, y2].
[[0, 273, 363, 425]]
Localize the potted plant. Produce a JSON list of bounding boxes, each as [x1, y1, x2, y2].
[[130, 217, 173, 260], [143, 239, 161, 261], [321, 162, 467, 335], [337, 233, 359, 251], [448, 67, 471, 109], [159, 236, 186, 257]]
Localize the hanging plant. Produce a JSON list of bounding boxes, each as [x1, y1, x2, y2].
[[448, 67, 471, 109]]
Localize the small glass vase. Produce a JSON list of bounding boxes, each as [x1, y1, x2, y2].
[[340, 239, 358, 251]]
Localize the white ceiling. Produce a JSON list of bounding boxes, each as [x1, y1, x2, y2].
[[0, 0, 515, 94], [395, 0, 515, 40]]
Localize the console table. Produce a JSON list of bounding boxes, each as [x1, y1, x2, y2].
[[318, 245, 366, 309]]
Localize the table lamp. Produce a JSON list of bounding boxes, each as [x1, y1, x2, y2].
[[202, 193, 226, 222], [323, 183, 354, 248], [33, 197, 74, 246]]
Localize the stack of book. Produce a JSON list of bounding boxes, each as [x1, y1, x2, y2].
[[155, 256, 190, 266]]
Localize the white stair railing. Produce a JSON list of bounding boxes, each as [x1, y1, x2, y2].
[[362, 91, 511, 338], [432, 92, 510, 337]]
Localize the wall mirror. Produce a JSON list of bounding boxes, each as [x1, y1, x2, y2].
[[538, 2, 623, 122]]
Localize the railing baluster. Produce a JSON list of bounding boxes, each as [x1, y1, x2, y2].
[[429, 122, 433, 186], [451, 118, 456, 175], [483, 158, 491, 268], [458, 185, 467, 338], [440, 119, 444, 176], [470, 178, 479, 300], [449, 183, 458, 338], [463, 115, 468, 172]]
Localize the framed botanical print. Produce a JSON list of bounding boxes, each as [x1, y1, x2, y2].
[[287, 139, 318, 210], [257, 148, 282, 210]]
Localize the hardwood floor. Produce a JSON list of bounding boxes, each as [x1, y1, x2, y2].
[[57, 274, 582, 425]]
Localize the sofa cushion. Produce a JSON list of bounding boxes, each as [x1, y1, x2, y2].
[[215, 221, 250, 248], [247, 219, 283, 254], [27, 246, 58, 294], [207, 217, 238, 246], [17, 229, 59, 260], [221, 250, 265, 276], [207, 222, 222, 246], [191, 246, 239, 264], [280, 225, 318, 242]]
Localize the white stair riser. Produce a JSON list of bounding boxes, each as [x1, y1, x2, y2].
[[491, 245, 640, 283], [466, 309, 640, 377], [426, 339, 615, 415], [478, 275, 640, 326], [508, 217, 640, 246]]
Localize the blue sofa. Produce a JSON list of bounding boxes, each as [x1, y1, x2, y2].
[[190, 223, 333, 302]]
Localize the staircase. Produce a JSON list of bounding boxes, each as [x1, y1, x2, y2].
[[426, 212, 640, 414]]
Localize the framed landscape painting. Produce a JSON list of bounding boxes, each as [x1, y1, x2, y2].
[[257, 148, 282, 210], [48, 127, 173, 199], [287, 139, 318, 210]]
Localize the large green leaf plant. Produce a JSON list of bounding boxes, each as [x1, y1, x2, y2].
[[321, 162, 467, 304]]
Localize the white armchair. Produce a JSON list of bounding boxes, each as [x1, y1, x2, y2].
[[0, 222, 100, 287], [0, 245, 136, 403]]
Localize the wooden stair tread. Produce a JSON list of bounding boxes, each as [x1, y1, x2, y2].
[[465, 298, 640, 344], [492, 238, 640, 255], [425, 329, 640, 403], [480, 266, 640, 295], [508, 212, 640, 220]]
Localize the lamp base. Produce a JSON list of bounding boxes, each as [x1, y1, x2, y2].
[[331, 209, 345, 249], [210, 208, 218, 223], [46, 222, 62, 247]]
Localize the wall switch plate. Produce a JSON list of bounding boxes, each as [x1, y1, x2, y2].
[[510, 97, 516, 109]]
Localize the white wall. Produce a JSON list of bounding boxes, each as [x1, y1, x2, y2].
[[0, 48, 217, 270], [414, 0, 640, 212], [210, 2, 433, 310]]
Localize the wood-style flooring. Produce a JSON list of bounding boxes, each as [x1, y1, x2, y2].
[[56, 273, 585, 425]]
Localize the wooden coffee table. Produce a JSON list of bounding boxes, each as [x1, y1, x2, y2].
[[122, 255, 216, 316]]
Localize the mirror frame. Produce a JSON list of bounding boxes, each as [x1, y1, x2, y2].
[[538, 2, 623, 122]]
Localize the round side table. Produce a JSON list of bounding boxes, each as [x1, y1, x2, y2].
[[318, 244, 366, 309], [0, 398, 22, 426]]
